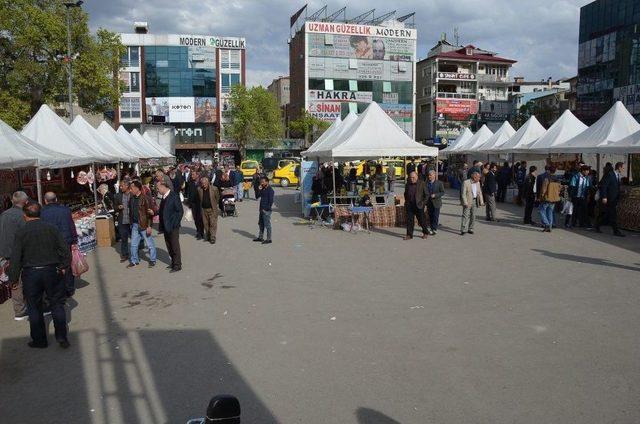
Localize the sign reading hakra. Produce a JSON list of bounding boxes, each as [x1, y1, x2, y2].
[[309, 90, 372, 103], [437, 72, 476, 80], [436, 99, 479, 119], [308, 102, 342, 121], [305, 21, 416, 40]]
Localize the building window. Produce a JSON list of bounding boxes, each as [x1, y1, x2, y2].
[[349, 80, 358, 91], [324, 34, 334, 45], [221, 73, 241, 94], [324, 79, 334, 90], [383, 81, 392, 93], [349, 59, 358, 69], [220, 49, 241, 70], [120, 46, 140, 67], [120, 71, 140, 93], [119, 97, 141, 119], [398, 62, 407, 73]]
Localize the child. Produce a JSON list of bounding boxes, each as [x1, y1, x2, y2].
[[242, 181, 251, 199]]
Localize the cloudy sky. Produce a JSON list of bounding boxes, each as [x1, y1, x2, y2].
[[85, 0, 593, 87]]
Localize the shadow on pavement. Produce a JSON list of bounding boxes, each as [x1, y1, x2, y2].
[[232, 228, 256, 240], [0, 240, 279, 424], [531, 249, 640, 272], [356, 407, 402, 424]]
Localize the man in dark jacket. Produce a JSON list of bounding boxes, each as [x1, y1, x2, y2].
[[157, 181, 184, 272], [425, 169, 445, 235], [253, 176, 275, 244], [497, 162, 511, 203], [198, 176, 221, 244], [185, 170, 204, 240], [483, 163, 498, 221], [522, 166, 537, 225], [113, 180, 132, 262], [41, 192, 78, 297], [596, 162, 625, 236], [0, 191, 29, 320], [403, 171, 429, 240]]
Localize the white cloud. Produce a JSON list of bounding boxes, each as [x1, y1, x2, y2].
[[85, 0, 593, 86]]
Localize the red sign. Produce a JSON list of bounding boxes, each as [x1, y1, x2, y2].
[[436, 99, 478, 119]]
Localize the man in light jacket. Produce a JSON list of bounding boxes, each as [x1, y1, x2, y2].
[[460, 170, 484, 236]]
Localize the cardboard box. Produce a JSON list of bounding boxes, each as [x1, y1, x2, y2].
[[95, 216, 115, 247]]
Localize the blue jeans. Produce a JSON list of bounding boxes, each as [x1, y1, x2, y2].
[[130, 223, 156, 264], [539, 202, 555, 227], [259, 210, 272, 240], [236, 182, 243, 200]]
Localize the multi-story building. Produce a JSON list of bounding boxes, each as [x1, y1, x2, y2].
[[416, 39, 516, 144], [267, 76, 291, 136], [289, 6, 417, 142], [117, 22, 246, 162], [577, 0, 640, 124]]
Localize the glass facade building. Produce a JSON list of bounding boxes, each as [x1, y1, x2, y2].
[[118, 32, 245, 156], [577, 0, 640, 124]]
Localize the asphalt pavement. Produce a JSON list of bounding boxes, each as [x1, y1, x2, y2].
[[1, 187, 639, 424]]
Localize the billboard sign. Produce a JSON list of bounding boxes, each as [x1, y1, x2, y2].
[[146, 97, 195, 123], [194, 97, 217, 123], [309, 90, 372, 103], [308, 102, 342, 121], [308, 33, 415, 61], [435, 99, 479, 120], [437, 72, 476, 80], [479, 100, 513, 121], [308, 57, 412, 81], [305, 21, 416, 40]]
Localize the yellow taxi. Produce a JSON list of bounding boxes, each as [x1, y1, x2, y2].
[[273, 162, 300, 187], [240, 160, 259, 179], [348, 160, 404, 179]]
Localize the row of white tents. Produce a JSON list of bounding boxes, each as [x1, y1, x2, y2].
[[442, 101, 640, 156], [302, 102, 439, 160], [0, 104, 173, 170]]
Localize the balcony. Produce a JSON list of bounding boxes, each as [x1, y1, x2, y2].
[[477, 74, 510, 84], [435, 92, 477, 100], [478, 94, 510, 101]]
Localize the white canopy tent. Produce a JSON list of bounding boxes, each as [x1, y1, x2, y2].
[[0, 119, 76, 169], [491, 116, 546, 154], [305, 112, 359, 159], [98, 122, 148, 159], [71, 116, 137, 162], [471, 121, 516, 153], [117, 126, 159, 159], [548, 101, 640, 154], [301, 115, 342, 156], [522, 110, 588, 154], [599, 129, 640, 153], [441, 128, 473, 156], [22, 105, 100, 166], [458, 125, 493, 153], [311, 103, 438, 160], [130, 128, 174, 159]]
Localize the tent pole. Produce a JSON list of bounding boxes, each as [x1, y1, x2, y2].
[[35, 167, 43, 204], [91, 163, 98, 207], [117, 162, 122, 193], [627, 154, 631, 181], [596, 154, 601, 179], [332, 157, 337, 209]]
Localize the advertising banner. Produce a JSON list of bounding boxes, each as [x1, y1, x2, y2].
[[383, 93, 399, 104], [380, 103, 413, 137], [305, 21, 416, 40], [146, 97, 195, 123], [435, 99, 479, 120], [309, 90, 372, 103], [308, 33, 415, 61], [308, 57, 412, 81], [188, 46, 216, 69], [479, 100, 513, 121], [301, 160, 319, 217], [308, 102, 342, 121], [194, 97, 217, 123]]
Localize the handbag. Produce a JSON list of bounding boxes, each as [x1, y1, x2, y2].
[[71, 245, 89, 277], [0, 259, 11, 304]]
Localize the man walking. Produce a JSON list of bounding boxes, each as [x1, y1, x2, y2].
[[403, 171, 429, 240], [41, 191, 78, 297], [186, 170, 205, 240], [197, 176, 220, 244], [157, 181, 183, 272], [254, 176, 275, 244], [0, 191, 28, 320], [113, 180, 132, 262], [538, 166, 561, 232], [426, 169, 445, 235], [232, 165, 244, 202], [596, 162, 625, 237], [386, 162, 396, 192], [460, 170, 484, 235], [497, 161, 511, 202], [8, 201, 71, 349], [522, 166, 537, 225], [483, 163, 498, 221], [569, 165, 592, 228], [128, 181, 157, 267]]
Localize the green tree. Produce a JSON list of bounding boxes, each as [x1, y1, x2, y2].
[[288, 109, 330, 147], [0, 0, 125, 128], [226, 85, 283, 156]]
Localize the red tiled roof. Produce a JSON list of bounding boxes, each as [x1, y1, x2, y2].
[[434, 45, 516, 64]]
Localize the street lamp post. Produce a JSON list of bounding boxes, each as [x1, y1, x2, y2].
[[62, 1, 83, 122]]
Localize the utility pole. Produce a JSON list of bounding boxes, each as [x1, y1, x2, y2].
[[62, 1, 83, 122]]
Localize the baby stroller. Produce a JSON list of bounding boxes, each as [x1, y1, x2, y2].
[[221, 188, 237, 217]]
